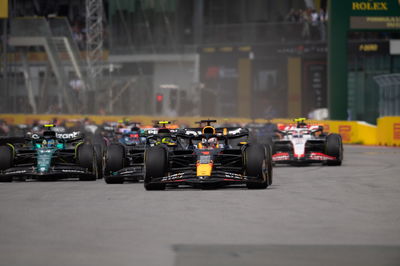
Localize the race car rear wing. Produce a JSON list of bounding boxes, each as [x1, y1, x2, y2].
[[274, 126, 323, 136], [30, 131, 85, 143], [182, 127, 249, 138], [0, 136, 26, 145]]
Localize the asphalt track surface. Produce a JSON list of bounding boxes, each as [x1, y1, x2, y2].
[[0, 145, 400, 266]]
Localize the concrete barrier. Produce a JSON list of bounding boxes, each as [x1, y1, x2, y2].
[[377, 116, 400, 147]]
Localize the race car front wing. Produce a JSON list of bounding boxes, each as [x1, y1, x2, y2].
[[1, 165, 95, 180], [272, 152, 336, 163], [104, 165, 144, 181], [148, 170, 265, 187]]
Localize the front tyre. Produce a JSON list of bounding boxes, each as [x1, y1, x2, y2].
[[104, 144, 125, 184], [0, 145, 13, 182], [244, 144, 272, 189], [326, 134, 343, 166], [144, 146, 167, 190], [77, 144, 97, 181]]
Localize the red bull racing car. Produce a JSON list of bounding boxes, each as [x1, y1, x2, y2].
[[143, 120, 273, 190]]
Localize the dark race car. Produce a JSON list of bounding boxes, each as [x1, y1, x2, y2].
[[103, 128, 148, 184], [103, 121, 177, 184], [246, 121, 278, 148], [0, 125, 98, 182], [272, 118, 343, 166], [143, 120, 273, 190]]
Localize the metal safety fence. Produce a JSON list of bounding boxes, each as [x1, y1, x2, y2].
[[374, 74, 400, 117]]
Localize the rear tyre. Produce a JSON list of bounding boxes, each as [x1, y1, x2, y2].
[[144, 146, 167, 190], [104, 144, 125, 184], [0, 145, 13, 182], [77, 144, 97, 181], [326, 134, 343, 166], [244, 144, 272, 189], [265, 144, 273, 186]]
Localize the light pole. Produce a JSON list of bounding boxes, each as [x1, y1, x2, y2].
[[108, 63, 114, 114]]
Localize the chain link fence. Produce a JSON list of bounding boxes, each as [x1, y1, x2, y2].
[[374, 74, 400, 117]]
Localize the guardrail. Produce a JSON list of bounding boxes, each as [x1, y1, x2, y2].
[[0, 114, 399, 147]]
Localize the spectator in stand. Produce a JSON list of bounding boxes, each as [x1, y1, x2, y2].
[[294, 9, 302, 22], [301, 8, 311, 40], [285, 8, 295, 22], [285, 8, 301, 22], [0, 120, 10, 136], [319, 8, 327, 22], [319, 8, 327, 41], [72, 24, 84, 50], [69, 78, 83, 100], [311, 9, 319, 26], [310, 9, 319, 40]]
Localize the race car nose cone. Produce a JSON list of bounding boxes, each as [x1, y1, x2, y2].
[[38, 167, 47, 173], [197, 163, 212, 177]]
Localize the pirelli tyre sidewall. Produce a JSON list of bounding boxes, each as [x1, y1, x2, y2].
[[244, 144, 272, 189], [93, 143, 104, 179], [144, 146, 167, 190], [326, 134, 343, 166], [265, 144, 273, 185], [0, 145, 14, 182], [77, 144, 97, 180]]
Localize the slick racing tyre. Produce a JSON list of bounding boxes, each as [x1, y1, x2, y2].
[[244, 144, 272, 189], [0, 145, 13, 182], [144, 146, 167, 190], [104, 144, 124, 184], [326, 134, 343, 166], [94, 144, 104, 179], [265, 144, 273, 186], [77, 144, 97, 181]]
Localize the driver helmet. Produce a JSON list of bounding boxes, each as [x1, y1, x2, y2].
[[122, 136, 136, 145], [297, 122, 307, 128], [199, 137, 218, 149], [208, 137, 218, 148], [41, 139, 47, 147], [47, 139, 56, 147], [292, 130, 303, 138], [161, 137, 172, 144], [122, 132, 140, 145]]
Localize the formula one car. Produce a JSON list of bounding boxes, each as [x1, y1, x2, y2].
[[246, 121, 277, 147], [103, 126, 147, 184], [103, 121, 177, 184], [0, 125, 98, 182], [272, 118, 343, 166], [143, 120, 272, 190]]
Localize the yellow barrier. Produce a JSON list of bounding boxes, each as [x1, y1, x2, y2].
[[377, 116, 400, 147], [0, 113, 393, 146]]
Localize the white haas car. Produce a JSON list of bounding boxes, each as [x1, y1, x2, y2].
[[272, 120, 343, 166]]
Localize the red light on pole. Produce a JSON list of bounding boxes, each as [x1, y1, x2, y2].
[[156, 93, 163, 102], [155, 93, 164, 114]]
